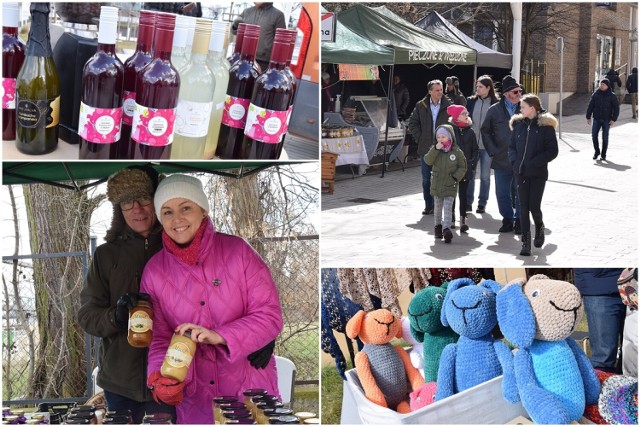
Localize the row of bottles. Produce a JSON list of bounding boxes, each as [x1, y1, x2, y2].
[[3, 4, 298, 160]]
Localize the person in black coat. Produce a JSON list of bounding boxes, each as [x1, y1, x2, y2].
[[447, 104, 478, 233], [626, 67, 638, 119], [586, 78, 619, 161], [508, 94, 559, 256]]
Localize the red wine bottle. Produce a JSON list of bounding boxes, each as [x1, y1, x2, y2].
[[2, 2, 25, 141], [227, 23, 245, 66], [283, 29, 298, 130], [131, 12, 180, 160], [78, 6, 124, 159], [121, 10, 154, 159], [216, 24, 260, 159], [241, 29, 294, 160]]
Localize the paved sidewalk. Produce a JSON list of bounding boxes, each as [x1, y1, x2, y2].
[[321, 106, 639, 267]]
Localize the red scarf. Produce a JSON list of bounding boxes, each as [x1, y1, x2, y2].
[[162, 219, 208, 266], [453, 116, 472, 128]]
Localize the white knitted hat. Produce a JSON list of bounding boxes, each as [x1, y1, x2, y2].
[[154, 174, 210, 218]]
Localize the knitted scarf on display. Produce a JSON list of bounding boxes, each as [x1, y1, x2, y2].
[[162, 219, 208, 266]]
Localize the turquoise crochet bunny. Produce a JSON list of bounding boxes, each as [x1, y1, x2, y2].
[[408, 284, 459, 382], [496, 275, 601, 424], [436, 278, 516, 401]]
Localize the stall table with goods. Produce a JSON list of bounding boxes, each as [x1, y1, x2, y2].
[[321, 124, 368, 174], [2, 3, 309, 160]]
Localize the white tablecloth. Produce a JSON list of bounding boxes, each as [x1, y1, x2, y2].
[[321, 135, 368, 167]]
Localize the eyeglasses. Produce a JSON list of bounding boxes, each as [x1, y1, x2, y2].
[[510, 89, 523, 95], [120, 197, 152, 211]]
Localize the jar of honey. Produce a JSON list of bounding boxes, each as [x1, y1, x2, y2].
[[141, 413, 173, 424], [213, 397, 239, 424], [255, 401, 284, 424], [242, 389, 267, 414], [224, 420, 256, 425], [263, 408, 293, 425], [127, 300, 153, 348], [250, 395, 279, 418], [268, 415, 299, 424], [221, 410, 253, 424], [160, 331, 196, 382], [294, 412, 316, 423]]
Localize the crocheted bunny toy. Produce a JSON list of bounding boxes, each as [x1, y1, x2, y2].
[[496, 274, 601, 424], [408, 284, 459, 382], [435, 278, 516, 401], [346, 309, 425, 413], [401, 316, 424, 376]]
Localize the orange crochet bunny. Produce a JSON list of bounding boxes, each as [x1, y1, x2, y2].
[[346, 309, 426, 413]]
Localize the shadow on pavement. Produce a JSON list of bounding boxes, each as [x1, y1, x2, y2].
[[593, 159, 632, 171]]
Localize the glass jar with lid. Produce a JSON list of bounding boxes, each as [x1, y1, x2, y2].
[[303, 418, 320, 425], [250, 395, 278, 418], [127, 300, 153, 348], [212, 396, 240, 424], [160, 331, 197, 382], [255, 402, 284, 424], [294, 412, 316, 423], [141, 413, 173, 424], [242, 389, 267, 414], [221, 410, 253, 424], [268, 415, 299, 425]]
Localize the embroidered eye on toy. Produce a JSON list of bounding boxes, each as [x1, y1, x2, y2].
[[346, 309, 426, 413], [496, 274, 601, 424]]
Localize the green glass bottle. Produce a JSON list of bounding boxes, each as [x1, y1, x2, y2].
[[15, 2, 60, 155]]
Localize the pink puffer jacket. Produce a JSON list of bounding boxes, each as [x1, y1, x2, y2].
[[141, 219, 283, 424]]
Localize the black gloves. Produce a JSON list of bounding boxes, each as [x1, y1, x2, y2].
[[114, 292, 150, 330], [248, 339, 276, 369]]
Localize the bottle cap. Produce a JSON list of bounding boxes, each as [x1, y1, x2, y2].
[[209, 21, 228, 53], [173, 14, 189, 48], [139, 10, 155, 27], [155, 12, 176, 31], [186, 16, 197, 46], [2, 2, 20, 28], [192, 18, 212, 54], [98, 6, 119, 45], [243, 24, 260, 40]]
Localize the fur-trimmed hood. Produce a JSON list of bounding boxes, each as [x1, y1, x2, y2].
[[509, 110, 558, 130]]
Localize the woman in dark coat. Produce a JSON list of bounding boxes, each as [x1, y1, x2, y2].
[[508, 94, 559, 256]]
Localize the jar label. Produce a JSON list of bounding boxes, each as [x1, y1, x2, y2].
[[131, 103, 176, 146], [16, 96, 60, 129], [165, 342, 193, 368], [2, 78, 17, 109], [78, 102, 123, 144], [128, 310, 152, 333], [244, 104, 288, 144], [175, 99, 213, 138], [122, 90, 136, 126], [221, 95, 250, 129]]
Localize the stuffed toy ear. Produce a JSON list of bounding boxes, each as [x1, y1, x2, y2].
[[496, 279, 536, 349], [481, 279, 503, 295], [346, 310, 366, 339], [441, 278, 475, 327]]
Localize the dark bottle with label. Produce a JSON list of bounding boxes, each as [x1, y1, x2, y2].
[[241, 29, 294, 160], [15, 2, 60, 155], [227, 23, 246, 66], [78, 6, 124, 159], [131, 12, 180, 160], [216, 24, 260, 159], [2, 2, 25, 141], [121, 10, 154, 159]]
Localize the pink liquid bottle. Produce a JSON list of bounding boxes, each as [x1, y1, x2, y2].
[[131, 12, 180, 160], [78, 6, 124, 159], [2, 2, 25, 141], [121, 10, 154, 159], [216, 24, 260, 159], [241, 29, 294, 160]]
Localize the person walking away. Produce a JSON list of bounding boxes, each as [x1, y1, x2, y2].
[[586, 78, 619, 161], [394, 75, 411, 121], [481, 75, 522, 234], [508, 94, 558, 256], [605, 68, 623, 104], [233, 2, 286, 72], [625, 67, 638, 119], [466, 75, 498, 214], [574, 269, 626, 374], [445, 76, 466, 106], [408, 79, 452, 216], [424, 124, 467, 243], [447, 105, 478, 233]]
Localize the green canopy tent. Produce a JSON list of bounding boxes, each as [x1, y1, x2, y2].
[[2, 161, 292, 190]]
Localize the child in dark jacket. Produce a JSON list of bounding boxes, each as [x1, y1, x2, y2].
[[424, 124, 467, 243], [447, 105, 479, 232]]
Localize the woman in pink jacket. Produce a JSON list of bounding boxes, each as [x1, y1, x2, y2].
[[140, 174, 283, 424]]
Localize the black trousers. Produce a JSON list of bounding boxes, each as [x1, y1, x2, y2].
[[457, 179, 470, 218], [516, 175, 546, 233]]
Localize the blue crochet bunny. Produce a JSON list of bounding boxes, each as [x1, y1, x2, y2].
[[435, 278, 516, 401], [408, 284, 459, 382], [496, 275, 601, 424]]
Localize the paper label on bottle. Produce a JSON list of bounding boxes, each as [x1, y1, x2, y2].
[[16, 96, 60, 129], [165, 343, 193, 368], [2, 78, 17, 109], [78, 102, 123, 144], [175, 99, 213, 138], [131, 103, 176, 146], [244, 103, 289, 144], [128, 310, 152, 333], [122, 90, 136, 126], [221, 95, 251, 129]]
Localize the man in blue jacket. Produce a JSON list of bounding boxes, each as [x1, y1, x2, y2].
[[586, 78, 619, 161]]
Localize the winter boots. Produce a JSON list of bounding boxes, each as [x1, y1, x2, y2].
[[435, 224, 443, 239], [460, 216, 469, 233], [499, 219, 513, 233], [534, 222, 545, 248], [443, 228, 453, 243], [514, 218, 522, 235], [520, 232, 531, 256]]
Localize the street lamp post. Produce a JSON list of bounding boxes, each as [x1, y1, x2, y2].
[[556, 36, 564, 139]]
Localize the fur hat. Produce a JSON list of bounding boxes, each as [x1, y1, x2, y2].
[[154, 174, 210, 218], [501, 75, 520, 93], [446, 104, 466, 122]]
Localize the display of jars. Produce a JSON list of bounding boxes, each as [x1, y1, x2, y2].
[[212, 397, 240, 424], [127, 300, 153, 348], [242, 389, 267, 414], [160, 331, 197, 382], [141, 413, 173, 424], [267, 415, 299, 425]]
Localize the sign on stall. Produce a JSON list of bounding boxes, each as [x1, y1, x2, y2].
[[321, 12, 335, 42]]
